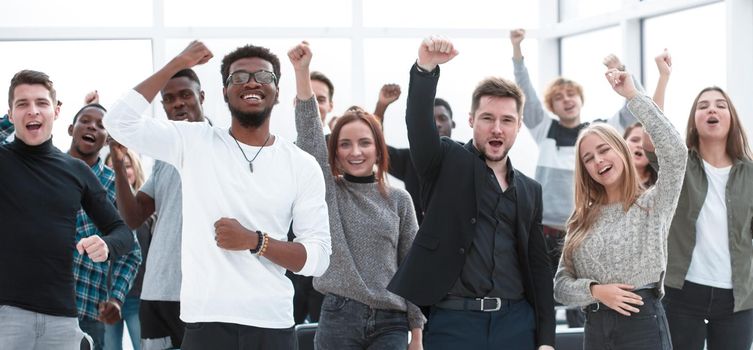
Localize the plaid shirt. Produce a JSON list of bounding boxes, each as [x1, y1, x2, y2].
[[73, 158, 142, 320], [0, 114, 13, 144]]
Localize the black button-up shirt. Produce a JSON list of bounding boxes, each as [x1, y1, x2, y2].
[[449, 146, 525, 299]]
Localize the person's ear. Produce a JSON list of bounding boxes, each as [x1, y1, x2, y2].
[[68, 124, 73, 136]]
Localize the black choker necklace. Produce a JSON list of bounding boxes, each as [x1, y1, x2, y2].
[[228, 129, 271, 173]]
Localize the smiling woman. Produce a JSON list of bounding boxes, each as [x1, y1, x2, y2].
[[554, 70, 687, 350]]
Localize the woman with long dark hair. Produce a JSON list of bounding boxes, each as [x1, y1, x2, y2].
[[662, 86, 753, 350]]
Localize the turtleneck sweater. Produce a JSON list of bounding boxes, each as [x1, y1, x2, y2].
[[295, 98, 425, 330], [0, 137, 133, 317]]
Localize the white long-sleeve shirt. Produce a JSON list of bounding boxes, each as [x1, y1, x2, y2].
[[104, 89, 331, 328]]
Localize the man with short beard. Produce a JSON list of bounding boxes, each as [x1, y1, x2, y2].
[[388, 37, 555, 350], [67, 103, 142, 350], [105, 41, 331, 349], [109, 68, 208, 350]]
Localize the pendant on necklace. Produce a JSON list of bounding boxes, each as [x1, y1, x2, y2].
[[249, 163, 254, 173]]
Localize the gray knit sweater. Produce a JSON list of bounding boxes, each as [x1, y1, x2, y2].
[[295, 97, 425, 329], [554, 94, 687, 307]]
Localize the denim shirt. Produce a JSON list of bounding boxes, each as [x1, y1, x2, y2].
[[657, 149, 753, 312]]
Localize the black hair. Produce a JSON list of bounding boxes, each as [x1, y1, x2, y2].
[[72, 103, 107, 124], [310, 71, 334, 101], [434, 97, 453, 119], [221, 44, 281, 87], [171, 68, 202, 87]]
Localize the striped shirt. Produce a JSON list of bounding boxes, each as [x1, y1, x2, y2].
[[73, 158, 141, 320]]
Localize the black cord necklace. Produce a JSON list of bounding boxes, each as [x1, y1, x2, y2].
[[228, 128, 271, 173]]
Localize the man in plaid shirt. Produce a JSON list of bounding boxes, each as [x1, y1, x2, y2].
[[68, 101, 142, 350], [1, 114, 13, 143]]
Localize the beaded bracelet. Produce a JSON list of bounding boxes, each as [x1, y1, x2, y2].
[[249, 230, 264, 254], [258, 233, 270, 257]]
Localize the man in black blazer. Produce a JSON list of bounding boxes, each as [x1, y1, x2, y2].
[[388, 37, 555, 350]]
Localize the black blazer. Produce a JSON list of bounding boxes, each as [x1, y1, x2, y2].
[[387, 65, 555, 347]]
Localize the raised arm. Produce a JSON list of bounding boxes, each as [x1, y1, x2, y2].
[[652, 49, 672, 111], [406, 36, 458, 180], [603, 54, 645, 129], [510, 29, 548, 130], [292, 41, 333, 182], [607, 69, 686, 217], [104, 41, 213, 165], [373, 83, 402, 123], [109, 140, 155, 229]]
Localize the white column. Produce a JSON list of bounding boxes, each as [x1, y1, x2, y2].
[[726, 0, 753, 134]]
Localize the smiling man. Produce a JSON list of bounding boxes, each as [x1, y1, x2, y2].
[[387, 37, 555, 350], [104, 41, 331, 349], [109, 68, 208, 350], [0, 71, 134, 349], [66, 103, 142, 350]]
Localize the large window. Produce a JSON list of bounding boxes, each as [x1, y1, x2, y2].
[[364, 0, 539, 28], [642, 2, 727, 132], [363, 38, 540, 174], [559, 0, 621, 21], [0, 0, 152, 27], [561, 26, 625, 124], [0, 40, 153, 150], [164, 0, 352, 27]]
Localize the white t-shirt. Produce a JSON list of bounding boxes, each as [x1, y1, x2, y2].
[[686, 160, 732, 289], [105, 89, 331, 328]]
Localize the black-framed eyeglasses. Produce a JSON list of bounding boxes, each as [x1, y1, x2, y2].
[[226, 70, 277, 86]]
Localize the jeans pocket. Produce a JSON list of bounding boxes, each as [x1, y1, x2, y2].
[[321, 295, 348, 312]]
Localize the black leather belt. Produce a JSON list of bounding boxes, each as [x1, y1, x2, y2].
[[435, 295, 522, 312]]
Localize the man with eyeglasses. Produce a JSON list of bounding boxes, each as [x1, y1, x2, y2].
[[108, 68, 209, 350], [104, 41, 331, 349]]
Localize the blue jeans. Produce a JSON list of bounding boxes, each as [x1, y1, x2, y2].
[[0, 304, 84, 350], [80, 317, 106, 350], [584, 289, 671, 350], [664, 281, 753, 350], [424, 298, 536, 350], [315, 294, 409, 349], [104, 296, 141, 350]]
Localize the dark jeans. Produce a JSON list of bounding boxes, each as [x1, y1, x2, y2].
[[315, 294, 409, 349], [583, 289, 671, 350], [139, 300, 184, 349], [425, 299, 536, 350], [664, 280, 753, 350], [79, 317, 106, 350], [182, 322, 296, 350]]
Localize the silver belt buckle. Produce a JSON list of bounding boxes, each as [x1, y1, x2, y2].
[[477, 297, 502, 312]]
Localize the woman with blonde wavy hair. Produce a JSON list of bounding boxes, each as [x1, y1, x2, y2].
[[554, 69, 687, 350]]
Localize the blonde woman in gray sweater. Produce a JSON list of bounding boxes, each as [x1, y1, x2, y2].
[[290, 42, 424, 350], [554, 69, 687, 350]]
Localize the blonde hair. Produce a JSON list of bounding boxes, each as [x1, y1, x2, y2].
[[562, 123, 644, 272], [543, 77, 584, 113], [105, 149, 146, 191]]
